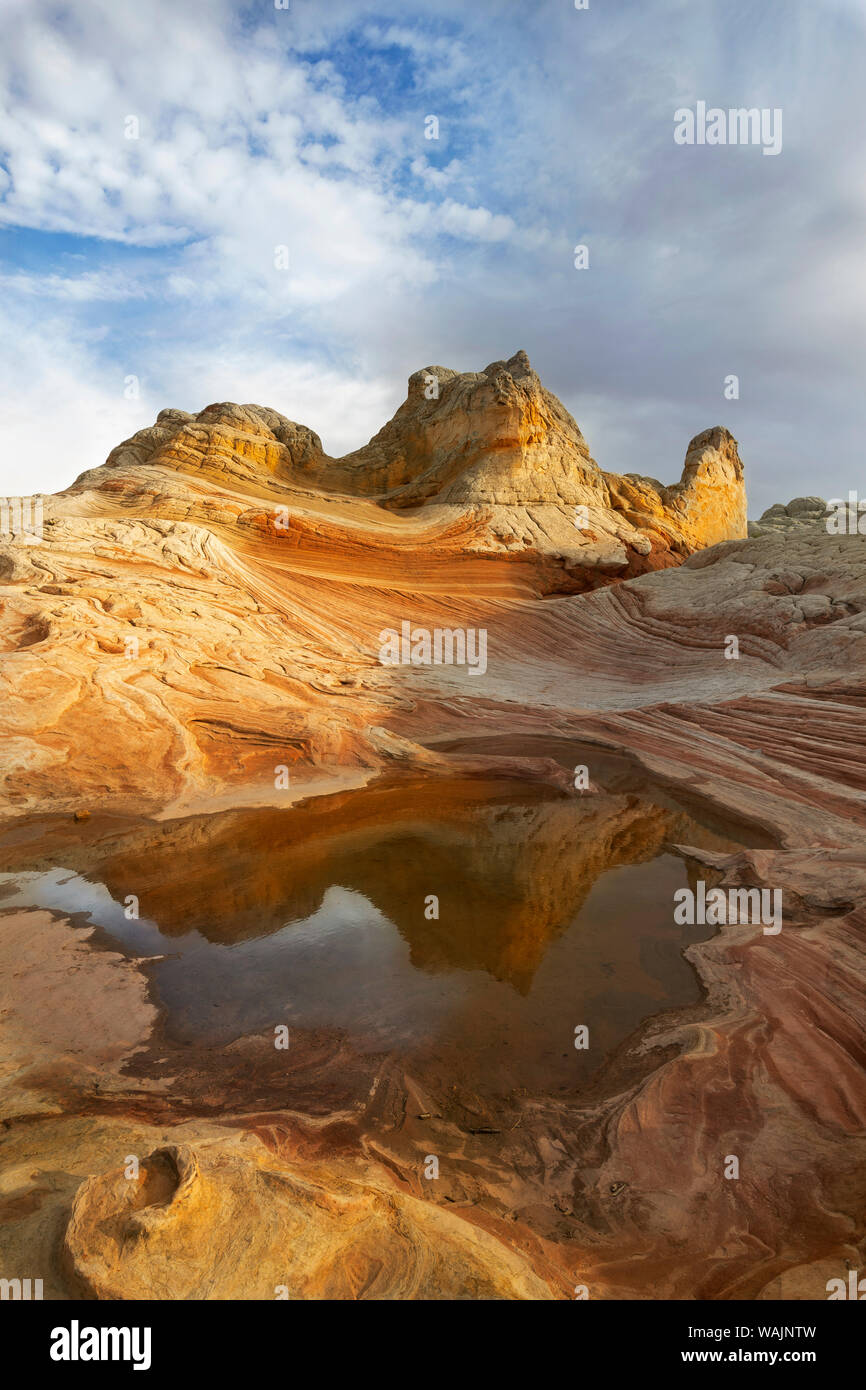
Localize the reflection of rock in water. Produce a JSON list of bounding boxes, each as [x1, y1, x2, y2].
[[0, 776, 753, 1145], [2, 778, 739, 994]]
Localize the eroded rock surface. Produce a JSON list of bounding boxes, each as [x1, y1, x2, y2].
[[0, 357, 863, 1302], [63, 1140, 553, 1301], [70, 349, 747, 585], [0, 352, 746, 819], [748, 496, 829, 538]]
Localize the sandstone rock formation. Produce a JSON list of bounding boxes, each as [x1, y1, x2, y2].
[[0, 351, 747, 819], [74, 349, 747, 587], [63, 1140, 553, 1301], [0, 354, 864, 1303], [748, 496, 829, 537]]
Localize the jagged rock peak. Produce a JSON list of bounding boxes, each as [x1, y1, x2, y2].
[[66, 351, 747, 560]]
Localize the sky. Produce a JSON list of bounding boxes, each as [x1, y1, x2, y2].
[[0, 0, 864, 514]]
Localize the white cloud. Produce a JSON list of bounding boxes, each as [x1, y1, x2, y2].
[[0, 292, 405, 494], [0, 0, 864, 514], [0, 301, 152, 495], [410, 156, 464, 191], [0, 268, 146, 300], [160, 349, 403, 460]]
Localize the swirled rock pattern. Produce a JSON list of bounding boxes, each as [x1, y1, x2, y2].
[[0, 350, 746, 818], [0, 355, 864, 1302], [63, 1141, 553, 1301]]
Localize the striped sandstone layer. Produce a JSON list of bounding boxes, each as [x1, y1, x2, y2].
[[0, 357, 863, 1301]]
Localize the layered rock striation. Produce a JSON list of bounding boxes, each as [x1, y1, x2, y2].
[[1, 353, 864, 1302], [0, 350, 748, 819], [74, 349, 747, 583]]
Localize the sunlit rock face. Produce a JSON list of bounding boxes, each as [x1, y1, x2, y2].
[[73, 349, 747, 581], [0, 351, 749, 819], [331, 349, 606, 505], [1, 354, 865, 1304], [63, 1141, 554, 1302]]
